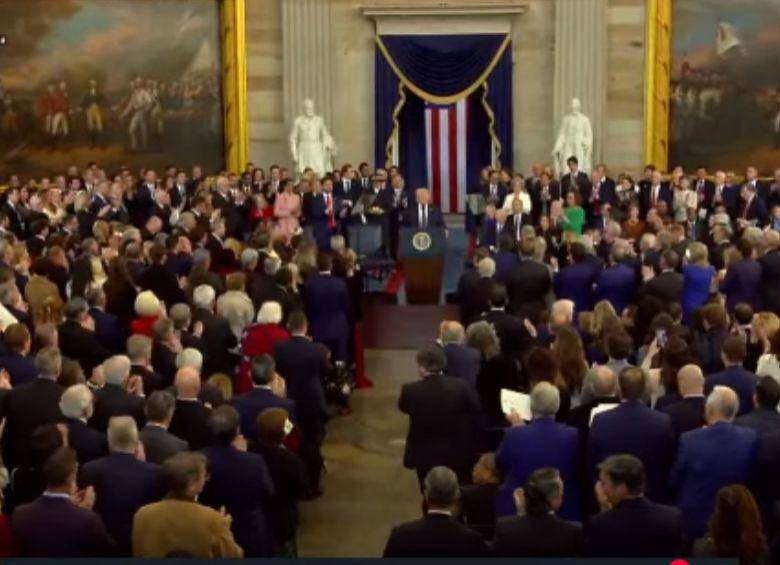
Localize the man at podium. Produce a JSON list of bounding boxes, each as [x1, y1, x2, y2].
[[401, 188, 446, 230]]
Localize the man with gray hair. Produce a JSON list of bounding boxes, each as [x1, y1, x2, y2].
[[81, 415, 165, 555], [438, 320, 480, 387], [59, 383, 107, 464], [383, 466, 487, 557], [91, 355, 145, 432], [497, 382, 581, 520], [672, 385, 758, 540], [127, 334, 164, 394], [192, 284, 238, 375], [58, 296, 111, 374], [399, 344, 481, 488], [232, 354, 294, 441], [175, 347, 203, 373], [139, 390, 189, 464]]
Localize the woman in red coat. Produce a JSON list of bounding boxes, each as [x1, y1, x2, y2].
[[236, 301, 290, 394]]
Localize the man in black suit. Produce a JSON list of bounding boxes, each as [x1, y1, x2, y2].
[[273, 311, 329, 494], [567, 365, 620, 446], [383, 466, 488, 557], [505, 238, 552, 320], [139, 390, 189, 465], [493, 467, 583, 557], [735, 375, 780, 436], [480, 169, 507, 208], [531, 172, 561, 222], [168, 366, 212, 450], [503, 198, 531, 244], [0, 323, 37, 386], [399, 345, 481, 487], [560, 156, 592, 202], [80, 416, 166, 556], [2, 346, 64, 468], [302, 178, 333, 251], [693, 166, 715, 214], [127, 334, 165, 394], [59, 383, 107, 464], [760, 231, 780, 313], [587, 454, 683, 557], [638, 249, 684, 305], [91, 355, 146, 432], [132, 170, 157, 227], [660, 364, 706, 438], [232, 354, 296, 445], [438, 321, 481, 388], [460, 256, 494, 326], [2, 186, 26, 237], [402, 187, 446, 230], [480, 284, 533, 361], [58, 297, 111, 376], [192, 284, 238, 376], [138, 244, 188, 308], [639, 169, 672, 220], [588, 164, 616, 226], [87, 288, 125, 354], [12, 446, 114, 557]]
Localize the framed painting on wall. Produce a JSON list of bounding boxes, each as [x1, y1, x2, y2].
[[0, 0, 247, 180]]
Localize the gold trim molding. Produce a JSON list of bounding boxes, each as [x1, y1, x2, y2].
[[644, 0, 671, 171], [221, 0, 248, 172]]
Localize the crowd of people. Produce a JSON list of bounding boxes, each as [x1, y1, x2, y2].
[[388, 157, 780, 561], [0, 153, 779, 559]]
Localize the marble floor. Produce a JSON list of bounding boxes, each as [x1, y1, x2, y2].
[[297, 349, 422, 557]]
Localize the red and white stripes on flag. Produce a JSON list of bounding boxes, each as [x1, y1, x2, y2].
[[425, 99, 468, 214]]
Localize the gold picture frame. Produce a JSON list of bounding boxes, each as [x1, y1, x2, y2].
[[643, 0, 672, 171], [221, 0, 248, 172]]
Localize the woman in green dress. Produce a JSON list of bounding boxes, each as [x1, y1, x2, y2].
[[561, 190, 585, 235]]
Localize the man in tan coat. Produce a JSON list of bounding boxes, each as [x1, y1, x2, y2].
[[132, 451, 243, 558]]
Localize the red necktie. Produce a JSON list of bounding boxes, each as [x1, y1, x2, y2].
[[326, 194, 335, 229]]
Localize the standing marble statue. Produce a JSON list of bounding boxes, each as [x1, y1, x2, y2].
[[552, 97, 593, 176], [289, 98, 336, 177]]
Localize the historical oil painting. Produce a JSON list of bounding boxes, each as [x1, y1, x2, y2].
[[670, 0, 780, 173], [0, 0, 224, 178]]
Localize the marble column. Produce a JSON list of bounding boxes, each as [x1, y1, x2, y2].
[[282, 0, 333, 133], [554, 0, 607, 170]]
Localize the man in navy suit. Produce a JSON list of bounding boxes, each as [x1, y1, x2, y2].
[[560, 156, 592, 203], [736, 184, 769, 229], [200, 405, 275, 556], [554, 242, 599, 314], [232, 354, 296, 441], [672, 386, 757, 541], [301, 252, 351, 363], [639, 169, 672, 219], [87, 288, 125, 354], [12, 446, 114, 557], [719, 238, 763, 313], [693, 166, 715, 214], [588, 164, 616, 226], [477, 205, 501, 250], [60, 383, 108, 465], [588, 367, 676, 503], [401, 188, 445, 230], [496, 383, 581, 521], [438, 321, 480, 388], [704, 335, 758, 417], [587, 454, 682, 557], [594, 241, 636, 315], [480, 169, 507, 208], [303, 178, 335, 251], [273, 311, 329, 495], [493, 232, 520, 283], [735, 375, 780, 436], [0, 323, 37, 386], [503, 198, 532, 244], [79, 416, 166, 556]]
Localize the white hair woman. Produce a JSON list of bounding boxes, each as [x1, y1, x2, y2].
[[235, 301, 289, 395]]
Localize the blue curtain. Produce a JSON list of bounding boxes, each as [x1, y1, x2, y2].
[[374, 46, 401, 167], [398, 94, 427, 193], [486, 47, 513, 170]]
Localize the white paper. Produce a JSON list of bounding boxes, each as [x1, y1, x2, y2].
[[500, 389, 531, 421], [284, 418, 294, 436], [589, 403, 619, 426]]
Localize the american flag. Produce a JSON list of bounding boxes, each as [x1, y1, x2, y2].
[[424, 99, 468, 213]]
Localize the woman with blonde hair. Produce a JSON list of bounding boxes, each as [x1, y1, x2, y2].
[[755, 313, 780, 382], [502, 176, 532, 216]]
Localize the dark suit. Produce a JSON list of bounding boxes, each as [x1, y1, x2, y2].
[[137, 263, 187, 310], [12, 494, 113, 557], [504, 259, 551, 319], [58, 319, 111, 375], [660, 396, 706, 438], [640, 270, 684, 305], [65, 417, 107, 464], [704, 365, 758, 417], [0, 352, 37, 386], [496, 418, 581, 520], [200, 444, 275, 557], [480, 308, 533, 359], [586, 496, 683, 557], [594, 263, 637, 315], [477, 218, 502, 249], [302, 192, 333, 250], [735, 407, 780, 436], [399, 373, 481, 483], [460, 276, 493, 326], [760, 249, 780, 314], [232, 387, 296, 441], [493, 514, 583, 557], [554, 262, 599, 313], [301, 273, 351, 362], [672, 422, 757, 539], [588, 400, 676, 503], [481, 184, 508, 207], [91, 383, 145, 432], [753, 430, 780, 534], [401, 203, 446, 230], [131, 364, 165, 395], [561, 171, 592, 200], [383, 513, 488, 557], [720, 258, 763, 312], [139, 424, 189, 465], [89, 307, 124, 354], [738, 195, 769, 227], [192, 307, 238, 376], [693, 178, 715, 213], [639, 182, 673, 218], [441, 343, 481, 388], [168, 398, 212, 450], [80, 452, 165, 556], [2, 377, 63, 467], [503, 212, 532, 242], [494, 250, 521, 283]]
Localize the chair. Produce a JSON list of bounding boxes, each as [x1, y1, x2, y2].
[[347, 223, 395, 287]]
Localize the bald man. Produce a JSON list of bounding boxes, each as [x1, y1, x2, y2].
[[659, 364, 705, 438], [402, 188, 446, 230], [168, 367, 212, 449]]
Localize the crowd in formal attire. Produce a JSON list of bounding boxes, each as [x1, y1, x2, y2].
[[389, 158, 780, 562]]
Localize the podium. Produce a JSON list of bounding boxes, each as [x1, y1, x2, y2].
[[399, 227, 446, 304]]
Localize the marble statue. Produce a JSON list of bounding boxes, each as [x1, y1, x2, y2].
[[552, 97, 593, 176], [289, 98, 336, 177]]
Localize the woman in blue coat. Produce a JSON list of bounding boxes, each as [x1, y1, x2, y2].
[[681, 242, 715, 325]]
